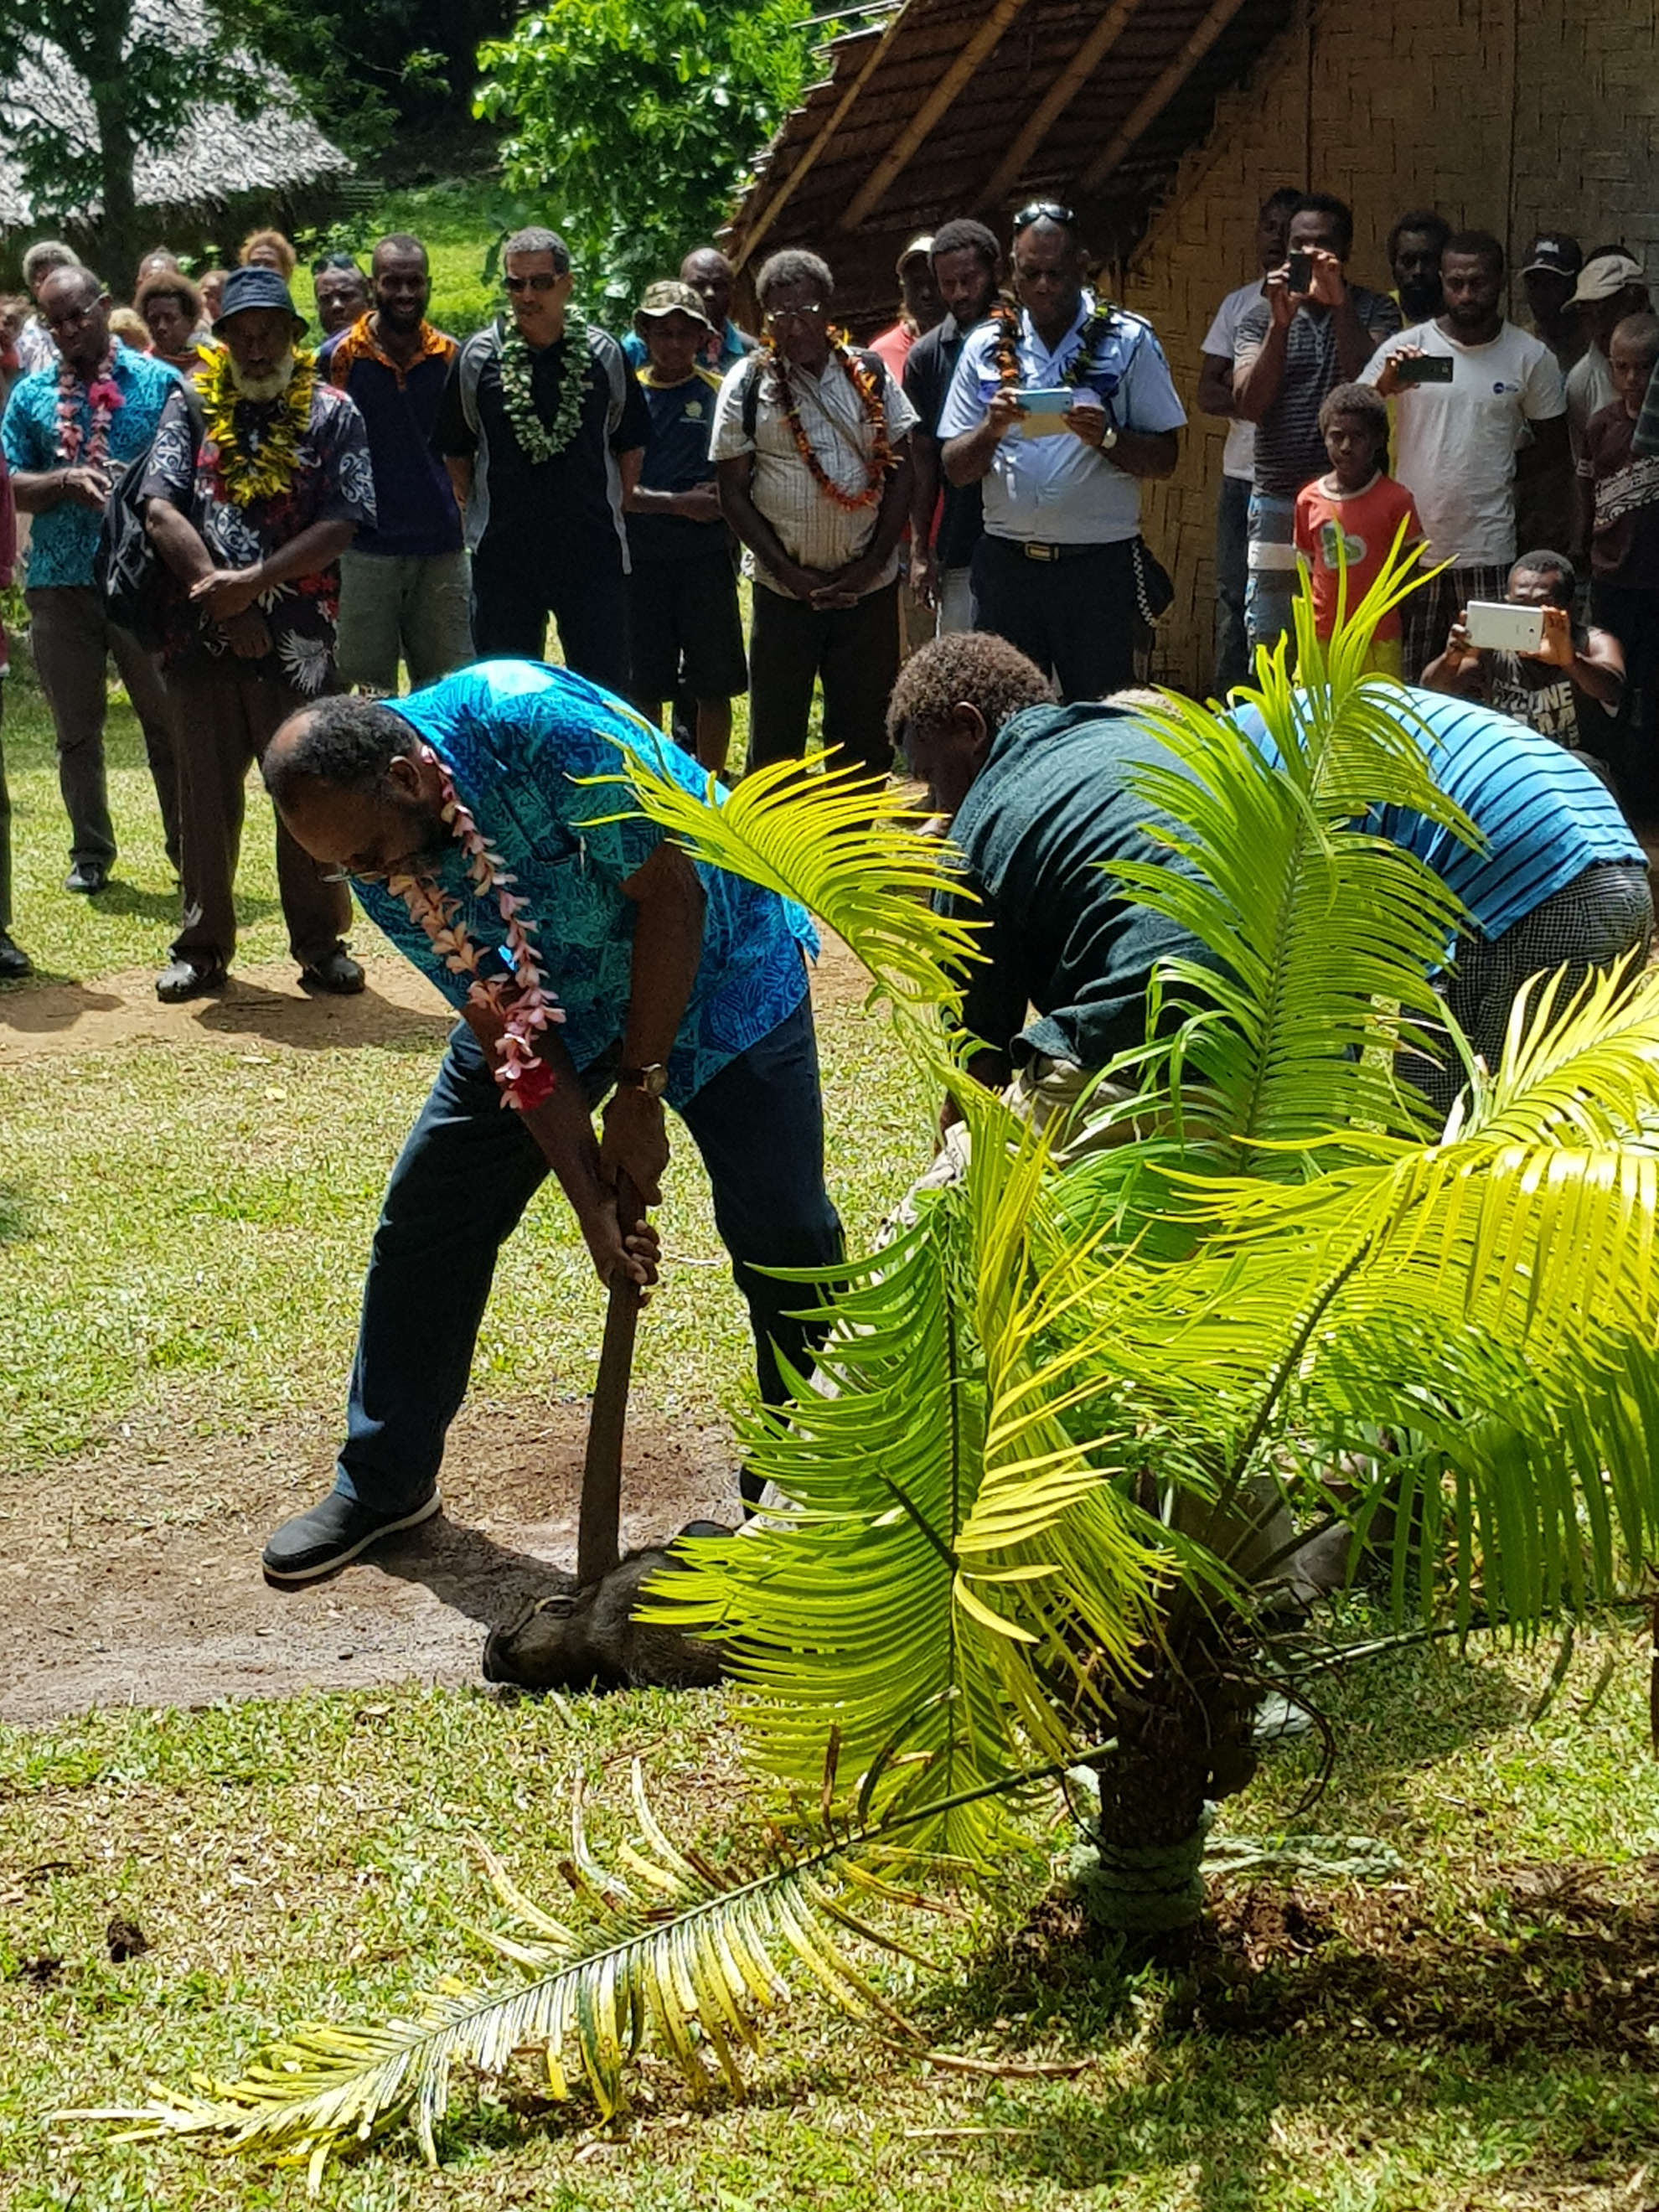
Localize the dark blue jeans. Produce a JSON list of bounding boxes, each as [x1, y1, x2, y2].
[[335, 992, 844, 1514]]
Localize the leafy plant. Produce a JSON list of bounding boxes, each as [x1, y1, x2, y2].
[[474, 0, 814, 318], [65, 558, 1659, 2181]]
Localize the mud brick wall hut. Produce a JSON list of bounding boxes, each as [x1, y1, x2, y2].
[[728, 0, 1659, 693]]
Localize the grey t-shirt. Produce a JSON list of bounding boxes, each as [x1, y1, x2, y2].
[[1236, 287, 1401, 497]]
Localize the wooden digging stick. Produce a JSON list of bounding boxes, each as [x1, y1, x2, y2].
[[576, 1171, 644, 1587]]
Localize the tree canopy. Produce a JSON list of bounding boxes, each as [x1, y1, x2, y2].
[[474, 0, 812, 316]]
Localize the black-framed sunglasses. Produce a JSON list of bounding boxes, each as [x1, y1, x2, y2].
[[1013, 199, 1076, 233], [311, 251, 362, 277], [504, 271, 562, 294]]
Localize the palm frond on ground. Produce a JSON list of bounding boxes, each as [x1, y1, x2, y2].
[[61, 1762, 934, 2191]]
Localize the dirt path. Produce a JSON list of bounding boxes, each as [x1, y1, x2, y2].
[[2, 933, 874, 1728], [2, 1399, 738, 1727], [0, 932, 871, 1064]]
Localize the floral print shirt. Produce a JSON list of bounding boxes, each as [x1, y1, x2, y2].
[[354, 659, 816, 1107], [140, 375, 375, 691]]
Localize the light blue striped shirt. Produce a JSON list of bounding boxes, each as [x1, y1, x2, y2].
[[1234, 687, 1645, 942]]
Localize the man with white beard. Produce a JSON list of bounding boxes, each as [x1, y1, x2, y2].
[[142, 266, 377, 1002]]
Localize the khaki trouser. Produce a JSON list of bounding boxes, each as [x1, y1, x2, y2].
[[334, 548, 473, 694], [27, 585, 178, 871], [168, 657, 349, 971]]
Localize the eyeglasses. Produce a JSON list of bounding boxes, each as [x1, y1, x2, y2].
[[504, 271, 563, 294], [1012, 199, 1077, 233], [762, 302, 825, 330], [311, 252, 362, 276]]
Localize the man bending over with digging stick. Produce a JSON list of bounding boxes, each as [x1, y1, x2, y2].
[[257, 659, 844, 1584]]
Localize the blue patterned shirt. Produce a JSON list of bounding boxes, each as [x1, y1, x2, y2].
[[354, 660, 816, 1105], [1, 342, 180, 588]]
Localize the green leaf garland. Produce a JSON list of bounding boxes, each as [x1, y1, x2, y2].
[[497, 313, 593, 463]]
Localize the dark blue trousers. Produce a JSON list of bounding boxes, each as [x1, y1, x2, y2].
[[335, 993, 843, 1513]]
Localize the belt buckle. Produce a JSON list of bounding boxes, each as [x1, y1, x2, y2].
[[1025, 541, 1057, 562]]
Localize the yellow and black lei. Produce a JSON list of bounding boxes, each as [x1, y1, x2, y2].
[[194, 347, 317, 507]]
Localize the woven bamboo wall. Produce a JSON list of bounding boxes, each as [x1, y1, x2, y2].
[[1123, 0, 1659, 692]]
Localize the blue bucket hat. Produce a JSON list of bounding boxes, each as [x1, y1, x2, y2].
[[213, 265, 308, 337]]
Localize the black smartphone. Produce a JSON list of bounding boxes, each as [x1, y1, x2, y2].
[[1285, 250, 1313, 292], [1394, 354, 1455, 385]]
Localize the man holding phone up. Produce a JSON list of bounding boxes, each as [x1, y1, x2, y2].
[[1232, 193, 1400, 659], [938, 203, 1184, 700], [1362, 231, 1569, 680]]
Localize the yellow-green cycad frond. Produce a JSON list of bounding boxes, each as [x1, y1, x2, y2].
[[1103, 963, 1659, 1631], [654, 1083, 1172, 1853], [606, 733, 981, 1026], [1094, 553, 1477, 1169], [61, 1763, 926, 2193]]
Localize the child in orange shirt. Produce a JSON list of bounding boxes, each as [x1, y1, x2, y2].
[[1295, 381, 1424, 672]]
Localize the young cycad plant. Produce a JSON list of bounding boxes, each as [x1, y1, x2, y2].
[[69, 556, 1659, 2184]]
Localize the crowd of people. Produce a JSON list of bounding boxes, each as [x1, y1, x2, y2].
[[0, 199, 1647, 1584], [0, 192, 1653, 1005]]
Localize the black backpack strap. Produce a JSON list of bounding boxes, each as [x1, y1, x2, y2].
[[739, 353, 765, 444]]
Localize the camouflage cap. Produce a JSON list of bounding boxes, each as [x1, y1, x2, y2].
[[635, 279, 713, 328]]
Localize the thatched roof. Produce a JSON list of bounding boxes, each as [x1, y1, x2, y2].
[[728, 0, 1294, 323], [0, 0, 350, 230]]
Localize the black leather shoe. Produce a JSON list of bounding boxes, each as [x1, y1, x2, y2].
[[0, 929, 33, 980], [300, 950, 365, 995], [64, 861, 109, 894], [262, 1488, 442, 1584], [155, 957, 228, 1004]]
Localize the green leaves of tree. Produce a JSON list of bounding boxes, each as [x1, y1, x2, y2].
[[475, 0, 812, 313]]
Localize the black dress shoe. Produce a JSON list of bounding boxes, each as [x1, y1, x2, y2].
[[64, 861, 109, 895], [0, 929, 33, 980], [262, 1488, 442, 1584], [155, 957, 228, 1003], [300, 949, 366, 995]]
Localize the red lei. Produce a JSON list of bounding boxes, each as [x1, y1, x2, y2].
[[765, 333, 893, 512], [55, 344, 122, 465]]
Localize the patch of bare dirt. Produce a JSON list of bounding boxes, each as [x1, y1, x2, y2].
[[0, 933, 869, 1067], [1190, 1863, 1659, 2058], [0, 1398, 737, 1728]]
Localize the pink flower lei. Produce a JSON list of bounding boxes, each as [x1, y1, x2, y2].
[[56, 343, 122, 466], [388, 755, 564, 1111]]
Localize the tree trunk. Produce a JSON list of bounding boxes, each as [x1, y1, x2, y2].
[[89, 7, 140, 299], [1084, 1619, 1258, 1962]]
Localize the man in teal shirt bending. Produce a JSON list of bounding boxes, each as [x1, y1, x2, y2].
[[257, 658, 841, 1582]]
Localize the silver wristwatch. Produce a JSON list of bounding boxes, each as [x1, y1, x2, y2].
[[617, 1062, 669, 1100]]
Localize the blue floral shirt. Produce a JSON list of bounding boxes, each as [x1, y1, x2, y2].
[[1, 342, 180, 589], [356, 660, 816, 1105]]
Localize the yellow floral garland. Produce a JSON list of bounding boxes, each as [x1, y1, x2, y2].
[[194, 347, 317, 507]]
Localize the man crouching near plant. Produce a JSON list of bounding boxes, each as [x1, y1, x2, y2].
[[255, 659, 844, 1584], [890, 633, 1652, 1138], [886, 631, 1212, 1160]]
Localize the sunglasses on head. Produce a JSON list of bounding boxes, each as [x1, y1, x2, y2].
[[1013, 199, 1077, 233]]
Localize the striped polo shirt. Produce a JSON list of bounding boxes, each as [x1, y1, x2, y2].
[[1236, 688, 1645, 943]]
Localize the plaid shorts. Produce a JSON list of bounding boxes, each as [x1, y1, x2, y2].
[[1408, 861, 1654, 1116], [1402, 561, 1510, 683]]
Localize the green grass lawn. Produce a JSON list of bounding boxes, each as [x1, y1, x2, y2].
[[7, 1626, 1659, 2209], [5, 672, 1659, 2210]]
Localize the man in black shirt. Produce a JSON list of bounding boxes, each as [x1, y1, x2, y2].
[[886, 631, 1206, 1151], [435, 226, 649, 695], [903, 220, 1001, 635]]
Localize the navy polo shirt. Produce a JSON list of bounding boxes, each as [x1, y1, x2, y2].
[[627, 364, 726, 564], [330, 321, 463, 560]]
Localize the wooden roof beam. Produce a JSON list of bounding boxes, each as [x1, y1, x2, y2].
[[840, 0, 1036, 231], [1079, 0, 1252, 192], [976, 0, 1146, 214], [732, 5, 911, 275]]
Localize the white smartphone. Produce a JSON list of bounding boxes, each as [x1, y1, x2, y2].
[[1017, 385, 1078, 438], [1464, 601, 1546, 653]]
